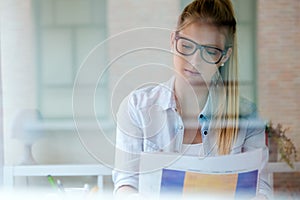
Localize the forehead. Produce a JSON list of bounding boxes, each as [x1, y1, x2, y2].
[[179, 22, 227, 48]]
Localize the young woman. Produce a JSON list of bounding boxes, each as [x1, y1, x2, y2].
[[112, 0, 271, 199]]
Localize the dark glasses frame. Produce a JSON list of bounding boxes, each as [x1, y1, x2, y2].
[[175, 33, 229, 64]]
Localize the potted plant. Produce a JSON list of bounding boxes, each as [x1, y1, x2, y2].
[[266, 121, 298, 168]]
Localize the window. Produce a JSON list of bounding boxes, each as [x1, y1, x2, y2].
[[34, 0, 108, 119]]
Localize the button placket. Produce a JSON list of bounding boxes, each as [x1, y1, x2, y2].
[[175, 111, 184, 153], [199, 113, 209, 137]]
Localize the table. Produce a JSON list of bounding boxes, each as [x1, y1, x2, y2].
[[4, 162, 300, 191], [3, 164, 112, 192]]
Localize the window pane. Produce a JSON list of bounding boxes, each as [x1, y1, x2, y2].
[[35, 0, 108, 119]]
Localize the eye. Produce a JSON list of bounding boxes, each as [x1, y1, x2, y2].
[[205, 48, 220, 56], [181, 43, 193, 49]]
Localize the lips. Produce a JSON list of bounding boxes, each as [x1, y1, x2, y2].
[[184, 68, 201, 75]]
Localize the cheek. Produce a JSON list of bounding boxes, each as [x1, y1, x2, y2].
[[197, 63, 219, 82], [173, 54, 220, 83], [206, 65, 218, 75], [173, 55, 186, 71]]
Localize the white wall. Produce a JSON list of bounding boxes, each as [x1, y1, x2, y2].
[[1, 0, 37, 165], [107, 0, 179, 117]]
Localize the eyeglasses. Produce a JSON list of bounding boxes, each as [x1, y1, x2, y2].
[[175, 34, 228, 64]]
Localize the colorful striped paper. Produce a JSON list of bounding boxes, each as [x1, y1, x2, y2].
[[160, 169, 258, 199]]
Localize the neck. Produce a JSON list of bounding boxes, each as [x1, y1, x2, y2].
[[174, 78, 208, 117]]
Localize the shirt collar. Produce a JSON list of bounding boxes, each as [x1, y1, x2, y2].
[[200, 84, 226, 120], [159, 76, 177, 110]]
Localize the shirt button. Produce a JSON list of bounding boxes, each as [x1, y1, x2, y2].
[[203, 130, 208, 135], [178, 125, 183, 130], [199, 114, 204, 119]]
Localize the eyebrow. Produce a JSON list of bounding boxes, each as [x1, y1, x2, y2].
[[176, 32, 225, 49]]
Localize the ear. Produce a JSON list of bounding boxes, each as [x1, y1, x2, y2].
[[221, 47, 232, 64]]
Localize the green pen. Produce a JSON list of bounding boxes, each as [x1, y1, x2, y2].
[[47, 175, 57, 189]]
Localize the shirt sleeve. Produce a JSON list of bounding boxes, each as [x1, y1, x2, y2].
[[112, 95, 143, 193]]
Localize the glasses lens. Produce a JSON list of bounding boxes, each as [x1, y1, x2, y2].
[[176, 38, 196, 55], [202, 46, 223, 63]]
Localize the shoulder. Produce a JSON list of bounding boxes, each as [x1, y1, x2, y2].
[[239, 96, 258, 119], [117, 83, 170, 126], [127, 79, 174, 110], [238, 96, 266, 132]]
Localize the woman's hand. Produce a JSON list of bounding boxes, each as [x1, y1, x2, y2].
[[115, 185, 139, 199]]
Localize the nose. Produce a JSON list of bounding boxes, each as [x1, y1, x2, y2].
[[189, 49, 203, 70]]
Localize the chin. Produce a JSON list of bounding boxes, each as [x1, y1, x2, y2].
[[187, 78, 207, 87], [178, 75, 207, 88]]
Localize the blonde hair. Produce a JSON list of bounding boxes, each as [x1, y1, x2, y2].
[[177, 0, 239, 155]]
